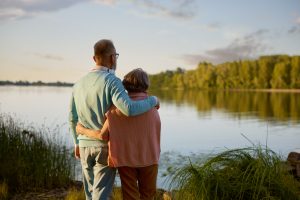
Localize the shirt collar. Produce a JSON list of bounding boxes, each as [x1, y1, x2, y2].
[[91, 65, 115, 74]]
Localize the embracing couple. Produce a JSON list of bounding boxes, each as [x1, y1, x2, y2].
[[69, 39, 161, 200]]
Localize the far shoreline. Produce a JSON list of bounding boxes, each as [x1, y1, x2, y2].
[[227, 88, 300, 93], [153, 87, 300, 93], [1, 84, 300, 93]]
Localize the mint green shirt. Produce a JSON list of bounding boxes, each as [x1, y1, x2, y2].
[[69, 69, 157, 147]]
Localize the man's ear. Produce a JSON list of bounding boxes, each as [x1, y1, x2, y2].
[[111, 55, 117, 67], [110, 54, 114, 63], [93, 56, 97, 62]]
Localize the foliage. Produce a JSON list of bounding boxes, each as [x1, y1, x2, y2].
[[65, 188, 85, 200], [0, 80, 73, 87], [149, 55, 300, 90], [0, 181, 8, 200], [0, 113, 76, 195], [149, 90, 300, 123], [169, 146, 300, 200], [65, 187, 123, 200]]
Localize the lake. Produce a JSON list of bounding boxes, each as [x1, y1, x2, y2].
[[0, 86, 299, 187]]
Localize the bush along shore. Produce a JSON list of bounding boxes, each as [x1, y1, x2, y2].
[[0, 113, 299, 199], [0, 113, 76, 199], [168, 147, 300, 200]]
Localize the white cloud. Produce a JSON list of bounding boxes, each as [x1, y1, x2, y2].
[[93, 0, 117, 6], [200, 22, 222, 32], [0, 0, 84, 20], [0, 0, 198, 21], [0, 8, 31, 20], [182, 29, 271, 65], [288, 26, 300, 34], [132, 0, 198, 20], [34, 53, 64, 61]]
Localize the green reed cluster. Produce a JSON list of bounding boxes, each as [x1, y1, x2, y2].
[[169, 147, 300, 200], [0, 113, 76, 194]]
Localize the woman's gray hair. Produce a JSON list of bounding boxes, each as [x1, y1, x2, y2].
[[122, 68, 149, 93]]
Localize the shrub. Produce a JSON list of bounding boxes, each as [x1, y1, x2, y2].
[[169, 146, 300, 200], [0, 113, 76, 194]]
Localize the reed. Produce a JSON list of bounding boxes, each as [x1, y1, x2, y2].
[[65, 187, 123, 200], [0, 181, 8, 200], [65, 188, 85, 200], [169, 146, 300, 200], [0, 113, 75, 194]]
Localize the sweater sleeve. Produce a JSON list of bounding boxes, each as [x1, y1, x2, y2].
[[69, 93, 79, 145], [108, 76, 157, 116]]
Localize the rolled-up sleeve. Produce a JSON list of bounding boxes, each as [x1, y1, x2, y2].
[[69, 93, 79, 145]]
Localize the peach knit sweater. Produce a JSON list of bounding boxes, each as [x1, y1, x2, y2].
[[106, 92, 161, 167]]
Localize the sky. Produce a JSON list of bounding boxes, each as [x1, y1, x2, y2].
[[0, 0, 300, 82]]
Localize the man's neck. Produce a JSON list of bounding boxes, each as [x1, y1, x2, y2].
[[93, 65, 115, 74], [94, 64, 112, 69]]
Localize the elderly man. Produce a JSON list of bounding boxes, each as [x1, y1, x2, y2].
[[69, 39, 159, 200]]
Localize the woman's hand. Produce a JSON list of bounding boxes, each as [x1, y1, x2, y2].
[[76, 122, 84, 135], [75, 122, 109, 141]]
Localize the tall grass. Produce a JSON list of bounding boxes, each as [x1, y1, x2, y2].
[[0, 113, 76, 194], [0, 181, 8, 200], [65, 187, 123, 200], [169, 146, 300, 200]]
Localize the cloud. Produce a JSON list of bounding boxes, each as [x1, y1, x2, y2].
[[0, 0, 198, 21], [287, 16, 300, 34], [34, 53, 64, 61], [0, 0, 83, 20], [93, 0, 117, 6], [183, 29, 270, 65], [296, 17, 300, 24], [133, 0, 198, 20], [0, 7, 31, 20], [201, 22, 222, 32], [288, 25, 300, 34], [0, 0, 118, 20]]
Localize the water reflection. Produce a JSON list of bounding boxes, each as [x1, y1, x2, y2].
[[150, 90, 300, 124], [1, 86, 299, 188]]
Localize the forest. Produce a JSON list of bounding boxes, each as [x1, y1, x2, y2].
[[149, 55, 300, 90]]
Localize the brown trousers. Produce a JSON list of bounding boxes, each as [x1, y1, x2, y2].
[[118, 164, 158, 200]]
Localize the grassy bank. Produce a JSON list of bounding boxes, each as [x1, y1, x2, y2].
[[169, 147, 300, 200], [1, 113, 299, 199], [0, 113, 75, 199]]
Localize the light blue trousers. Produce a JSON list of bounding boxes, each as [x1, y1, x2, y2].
[[80, 146, 116, 200]]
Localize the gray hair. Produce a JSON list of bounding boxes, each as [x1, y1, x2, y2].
[[122, 68, 149, 93], [94, 39, 115, 58]]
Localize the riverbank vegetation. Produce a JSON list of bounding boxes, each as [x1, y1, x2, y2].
[[1, 55, 299, 91], [0, 80, 73, 87], [149, 55, 300, 90], [169, 147, 300, 200], [0, 113, 299, 199], [0, 113, 75, 199]]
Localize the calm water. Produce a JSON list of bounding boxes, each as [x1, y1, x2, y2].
[[1, 86, 300, 186], [0, 86, 299, 154]]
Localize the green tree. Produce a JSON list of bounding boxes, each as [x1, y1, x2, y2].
[[148, 55, 300, 90], [290, 56, 300, 88], [239, 60, 255, 88], [271, 62, 291, 89], [257, 56, 276, 88], [215, 64, 229, 89]]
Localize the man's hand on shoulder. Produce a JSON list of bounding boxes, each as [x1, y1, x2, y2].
[[153, 96, 160, 110]]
